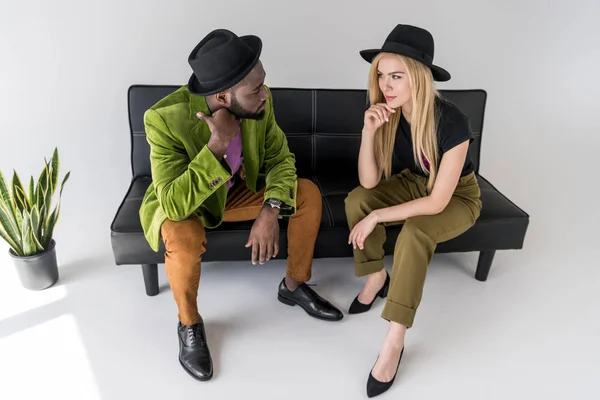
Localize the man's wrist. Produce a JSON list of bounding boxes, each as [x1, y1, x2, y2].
[[264, 198, 286, 216], [262, 203, 280, 217], [207, 138, 230, 160]]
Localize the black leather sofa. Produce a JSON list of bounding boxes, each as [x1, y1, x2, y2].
[[111, 86, 529, 296]]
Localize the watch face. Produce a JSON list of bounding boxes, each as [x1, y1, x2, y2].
[[268, 199, 282, 207]]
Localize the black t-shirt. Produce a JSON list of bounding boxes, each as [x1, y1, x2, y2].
[[392, 97, 475, 177]]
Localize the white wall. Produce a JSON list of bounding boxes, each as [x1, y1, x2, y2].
[[1, 0, 598, 262]]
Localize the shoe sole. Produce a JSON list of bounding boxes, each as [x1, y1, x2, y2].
[[179, 358, 213, 382], [278, 294, 343, 321]]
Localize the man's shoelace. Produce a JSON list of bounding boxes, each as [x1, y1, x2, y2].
[[187, 324, 205, 346]]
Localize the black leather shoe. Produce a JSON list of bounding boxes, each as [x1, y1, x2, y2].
[[366, 347, 404, 398], [277, 279, 343, 321], [349, 270, 390, 314], [178, 321, 213, 381]]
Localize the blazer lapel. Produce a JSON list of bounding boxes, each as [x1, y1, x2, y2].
[[241, 119, 259, 189]]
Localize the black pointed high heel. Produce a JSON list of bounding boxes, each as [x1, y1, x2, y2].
[[366, 347, 404, 398], [348, 270, 390, 314]]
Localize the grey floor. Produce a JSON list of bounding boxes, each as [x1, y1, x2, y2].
[[1, 239, 598, 400]]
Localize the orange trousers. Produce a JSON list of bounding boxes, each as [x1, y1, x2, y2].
[[160, 178, 322, 325]]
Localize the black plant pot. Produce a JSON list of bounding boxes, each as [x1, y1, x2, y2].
[[9, 239, 59, 290]]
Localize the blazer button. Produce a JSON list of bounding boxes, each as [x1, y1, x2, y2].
[[216, 177, 222, 183]]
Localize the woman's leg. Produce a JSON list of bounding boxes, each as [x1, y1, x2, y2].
[[344, 171, 426, 302], [372, 173, 482, 382]]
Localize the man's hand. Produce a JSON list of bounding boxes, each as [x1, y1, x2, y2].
[[245, 206, 280, 265], [197, 108, 239, 160]]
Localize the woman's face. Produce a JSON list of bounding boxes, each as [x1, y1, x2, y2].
[[377, 54, 411, 110]]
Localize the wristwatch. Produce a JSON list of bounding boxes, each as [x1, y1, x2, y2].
[[265, 198, 283, 209]]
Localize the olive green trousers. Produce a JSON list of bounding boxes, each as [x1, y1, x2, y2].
[[344, 169, 482, 328]]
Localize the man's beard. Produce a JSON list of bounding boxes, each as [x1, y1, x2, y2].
[[228, 93, 266, 120]]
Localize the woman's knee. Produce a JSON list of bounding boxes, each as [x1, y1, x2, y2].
[[344, 186, 372, 218], [394, 218, 439, 255]]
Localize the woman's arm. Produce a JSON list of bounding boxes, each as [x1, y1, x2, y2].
[[358, 104, 395, 189], [358, 129, 382, 189], [372, 140, 469, 223], [348, 140, 470, 250]]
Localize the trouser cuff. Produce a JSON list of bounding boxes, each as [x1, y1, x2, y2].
[[354, 259, 385, 277], [381, 299, 416, 328], [286, 269, 311, 283]]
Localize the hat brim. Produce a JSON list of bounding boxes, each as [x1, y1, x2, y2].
[[359, 49, 451, 82], [188, 35, 263, 96]]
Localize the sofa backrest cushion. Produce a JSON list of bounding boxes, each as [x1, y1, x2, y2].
[[128, 86, 486, 179]]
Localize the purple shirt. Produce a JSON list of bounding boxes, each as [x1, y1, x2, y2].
[[421, 153, 430, 169], [224, 125, 243, 190]]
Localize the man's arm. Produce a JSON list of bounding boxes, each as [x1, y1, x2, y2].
[[261, 88, 297, 213], [145, 109, 232, 221]]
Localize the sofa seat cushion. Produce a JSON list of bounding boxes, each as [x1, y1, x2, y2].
[[315, 173, 529, 253], [111, 173, 529, 265]]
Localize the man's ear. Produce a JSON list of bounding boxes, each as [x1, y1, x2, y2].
[[215, 91, 230, 106]]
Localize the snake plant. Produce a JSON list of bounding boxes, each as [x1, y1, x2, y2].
[[0, 148, 70, 257]]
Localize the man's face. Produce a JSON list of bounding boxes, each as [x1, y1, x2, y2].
[[226, 61, 269, 120]]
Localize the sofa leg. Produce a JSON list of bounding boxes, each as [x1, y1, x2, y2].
[[475, 250, 496, 282], [142, 264, 159, 296]]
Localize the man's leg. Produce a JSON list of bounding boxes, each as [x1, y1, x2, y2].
[[224, 179, 343, 321], [161, 217, 206, 326], [285, 178, 322, 283], [224, 179, 316, 286], [276, 179, 343, 320], [161, 216, 212, 381]]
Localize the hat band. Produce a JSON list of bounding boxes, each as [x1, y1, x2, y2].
[[381, 42, 433, 65], [194, 52, 256, 85]]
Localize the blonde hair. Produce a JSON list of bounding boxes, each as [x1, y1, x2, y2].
[[369, 53, 440, 191]]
